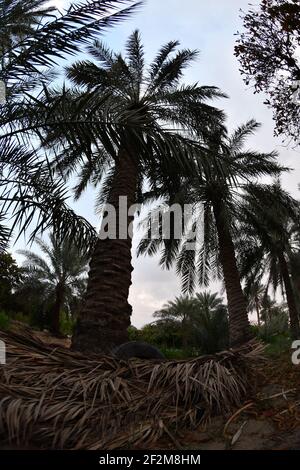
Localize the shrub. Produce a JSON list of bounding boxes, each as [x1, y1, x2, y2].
[[128, 326, 140, 341], [265, 333, 292, 357], [13, 312, 31, 325], [60, 312, 75, 336], [257, 313, 289, 342], [0, 311, 10, 330]]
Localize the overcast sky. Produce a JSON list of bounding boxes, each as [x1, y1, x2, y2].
[[15, 0, 300, 327]]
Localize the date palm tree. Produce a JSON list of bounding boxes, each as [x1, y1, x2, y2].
[[194, 291, 228, 352], [50, 31, 225, 353], [237, 183, 300, 339], [18, 233, 88, 335], [139, 120, 284, 346], [154, 291, 228, 353], [154, 295, 197, 351]]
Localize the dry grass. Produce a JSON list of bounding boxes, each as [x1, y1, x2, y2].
[[0, 326, 265, 449]]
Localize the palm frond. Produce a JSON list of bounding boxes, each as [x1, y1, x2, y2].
[[2, 0, 143, 80], [0, 326, 264, 449]]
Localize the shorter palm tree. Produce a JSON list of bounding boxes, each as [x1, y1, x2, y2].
[[18, 233, 88, 335], [194, 291, 228, 353], [154, 295, 196, 350], [154, 291, 228, 353], [139, 120, 283, 346]]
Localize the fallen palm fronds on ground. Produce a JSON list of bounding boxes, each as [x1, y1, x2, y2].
[[0, 327, 265, 449]]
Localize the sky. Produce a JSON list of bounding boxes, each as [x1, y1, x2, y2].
[[15, 0, 300, 327]]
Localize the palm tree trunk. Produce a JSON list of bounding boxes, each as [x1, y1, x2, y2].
[[51, 283, 64, 336], [213, 201, 251, 346], [72, 147, 138, 353], [278, 252, 300, 339]]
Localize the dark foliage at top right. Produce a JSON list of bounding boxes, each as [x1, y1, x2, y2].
[[235, 0, 300, 144]]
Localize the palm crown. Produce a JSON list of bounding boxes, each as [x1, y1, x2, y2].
[[51, 29, 226, 196]]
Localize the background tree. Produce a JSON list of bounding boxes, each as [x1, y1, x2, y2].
[[12, 270, 50, 328], [0, 252, 23, 311], [135, 291, 228, 355], [154, 295, 197, 350], [259, 295, 289, 340], [18, 233, 88, 335], [237, 183, 300, 338], [194, 291, 228, 353], [235, 0, 300, 142]]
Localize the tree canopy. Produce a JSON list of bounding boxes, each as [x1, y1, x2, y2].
[[235, 0, 300, 143]]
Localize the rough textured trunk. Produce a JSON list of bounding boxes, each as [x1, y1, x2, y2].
[[278, 251, 300, 339], [51, 283, 64, 336], [213, 201, 251, 347], [72, 147, 138, 354]]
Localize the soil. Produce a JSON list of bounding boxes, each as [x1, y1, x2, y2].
[[146, 352, 300, 450]]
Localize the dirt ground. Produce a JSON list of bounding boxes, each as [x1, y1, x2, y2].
[[147, 352, 300, 450]]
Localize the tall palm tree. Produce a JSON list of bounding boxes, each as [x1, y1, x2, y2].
[[139, 120, 283, 346], [237, 183, 300, 339], [18, 233, 88, 335], [49, 31, 225, 353]]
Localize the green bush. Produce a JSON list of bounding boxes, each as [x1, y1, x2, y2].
[[128, 325, 140, 341], [265, 333, 291, 357], [159, 347, 203, 360], [257, 315, 288, 342], [0, 311, 10, 330], [159, 347, 187, 360], [60, 312, 75, 336], [13, 312, 31, 325]]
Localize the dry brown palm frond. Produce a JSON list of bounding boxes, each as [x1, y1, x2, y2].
[[0, 328, 264, 449]]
